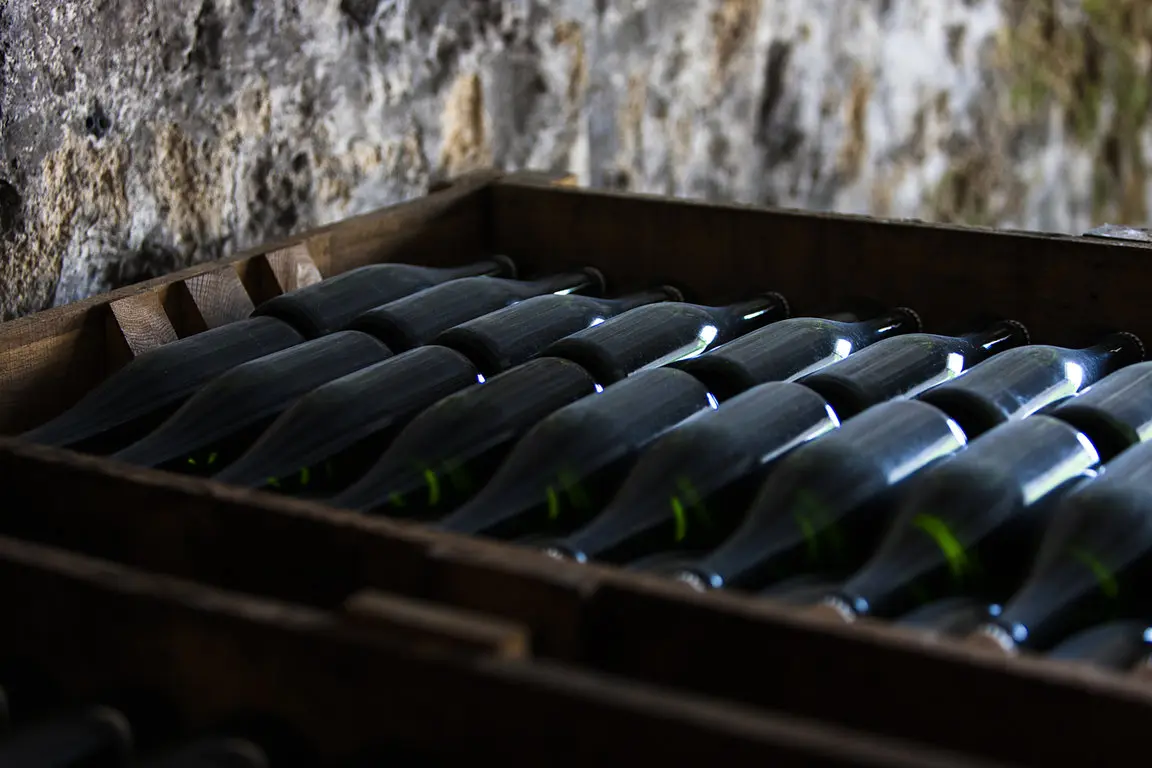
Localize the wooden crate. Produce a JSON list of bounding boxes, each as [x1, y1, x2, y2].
[[4, 169, 1152, 765]]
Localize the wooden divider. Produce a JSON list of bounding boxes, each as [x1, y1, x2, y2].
[[0, 535, 1003, 767]]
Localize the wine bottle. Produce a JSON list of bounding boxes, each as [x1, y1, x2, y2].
[[436, 368, 716, 538], [1050, 361, 1152, 462], [252, 256, 515, 338], [543, 293, 790, 386], [973, 441, 1152, 653], [673, 308, 921, 401], [19, 317, 304, 454], [331, 292, 794, 514], [894, 596, 994, 638], [1046, 620, 1152, 671], [544, 382, 839, 565], [139, 717, 316, 768], [796, 320, 1029, 419], [822, 416, 1101, 623], [670, 399, 969, 592], [348, 269, 605, 353], [110, 332, 391, 472], [330, 358, 598, 514], [139, 739, 269, 768], [0, 707, 134, 767], [435, 287, 679, 377], [0, 692, 173, 768], [215, 289, 676, 494], [213, 346, 482, 493], [918, 333, 1144, 438]]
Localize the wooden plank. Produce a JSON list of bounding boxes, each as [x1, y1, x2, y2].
[[238, 239, 326, 305], [0, 535, 1004, 767], [342, 588, 530, 660], [581, 575, 1152, 767], [177, 264, 257, 331], [107, 288, 180, 358], [490, 182, 1152, 346], [425, 538, 600, 659], [0, 436, 434, 609]]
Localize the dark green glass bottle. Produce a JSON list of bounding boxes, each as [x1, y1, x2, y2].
[[252, 256, 515, 338], [669, 399, 969, 592], [110, 332, 391, 473], [19, 317, 304, 454]]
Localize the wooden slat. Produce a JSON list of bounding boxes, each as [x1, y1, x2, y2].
[[0, 535, 1004, 768], [490, 181, 1152, 346], [0, 435, 1140, 766], [178, 264, 257, 331], [581, 576, 1152, 767], [342, 588, 530, 660], [0, 436, 433, 609], [107, 289, 180, 358], [238, 239, 327, 306]]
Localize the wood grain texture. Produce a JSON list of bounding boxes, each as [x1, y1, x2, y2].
[[0, 433, 1141, 766], [179, 264, 256, 331], [489, 181, 1152, 346], [107, 288, 179, 357], [0, 534, 1002, 768]]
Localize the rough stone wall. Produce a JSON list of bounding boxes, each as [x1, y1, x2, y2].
[[1, 0, 1150, 319]]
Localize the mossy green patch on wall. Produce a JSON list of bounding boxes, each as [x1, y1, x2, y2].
[[998, 0, 1152, 222]]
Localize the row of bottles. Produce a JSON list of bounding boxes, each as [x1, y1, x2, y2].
[[0, 667, 440, 766], [21, 255, 1152, 672]]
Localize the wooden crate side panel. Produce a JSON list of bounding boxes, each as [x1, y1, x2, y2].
[[582, 578, 1152, 767], [0, 535, 996, 768], [0, 437, 433, 608], [0, 436, 1147, 765], [490, 183, 1152, 346]]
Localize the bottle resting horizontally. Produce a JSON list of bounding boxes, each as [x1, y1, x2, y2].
[[437, 368, 716, 539], [19, 317, 305, 454], [673, 307, 920, 400], [213, 345, 483, 493], [973, 439, 1152, 653], [542, 293, 790, 386], [669, 398, 971, 592], [797, 320, 1029, 419], [252, 256, 515, 338], [544, 381, 841, 565], [823, 415, 1103, 624], [215, 287, 678, 493], [347, 269, 605, 352], [436, 286, 679, 377], [917, 332, 1144, 437], [451, 307, 912, 546], [331, 293, 790, 514], [111, 332, 392, 472]]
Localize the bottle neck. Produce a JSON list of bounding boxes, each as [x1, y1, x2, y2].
[[1082, 332, 1146, 372], [709, 292, 790, 335], [854, 306, 922, 343], [527, 267, 606, 298], [961, 319, 1030, 359], [606, 285, 684, 314], [441, 255, 516, 280]]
